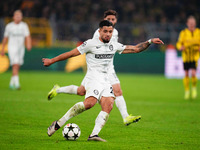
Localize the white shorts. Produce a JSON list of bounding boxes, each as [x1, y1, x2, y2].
[[8, 47, 25, 66], [107, 69, 120, 85], [82, 74, 115, 102], [81, 69, 120, 87]]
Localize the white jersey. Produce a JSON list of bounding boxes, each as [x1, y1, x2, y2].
[[4, 21, 30, 65], [4, 21, 30, 50], [77, 38, 125, 82], [92, 28, 120, 85], [77, 38, 125, 100]]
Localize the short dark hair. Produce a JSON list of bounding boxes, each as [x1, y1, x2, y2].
[[104, 9, 117, 18], [99, 20, 113, 28]]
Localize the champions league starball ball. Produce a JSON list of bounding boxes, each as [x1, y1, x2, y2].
[[62, 123, 81, 140]]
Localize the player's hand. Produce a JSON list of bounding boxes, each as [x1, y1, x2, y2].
[[42, 58, 52, 67], [151, 38, 164, 45]]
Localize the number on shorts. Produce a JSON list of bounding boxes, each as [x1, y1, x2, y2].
[[110, 87, 113, 94]]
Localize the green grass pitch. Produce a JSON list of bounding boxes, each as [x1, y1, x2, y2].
[[0, 71, 200, 150]]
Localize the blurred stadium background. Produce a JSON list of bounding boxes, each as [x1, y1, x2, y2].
[[1, 1, 200, 149], [0, 0, 200, 75]]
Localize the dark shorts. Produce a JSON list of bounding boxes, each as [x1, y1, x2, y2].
[[183, 61, 197, 70]]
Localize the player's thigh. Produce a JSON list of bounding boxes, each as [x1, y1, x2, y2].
[[112, 83, 122, 96], [83, 96, 98, 110], [100, 96, 115, 113]]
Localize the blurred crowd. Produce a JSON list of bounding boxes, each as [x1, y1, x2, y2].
[[0, 0, 200, 46], [1, 0, 199, 24]]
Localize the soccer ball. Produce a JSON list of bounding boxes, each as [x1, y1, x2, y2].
[[62, 123, 81, 140]]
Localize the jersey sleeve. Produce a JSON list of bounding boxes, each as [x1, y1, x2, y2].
[[4, 24, 9, 37], [77, 39, 91, 54], [115, 42, 126, 54]]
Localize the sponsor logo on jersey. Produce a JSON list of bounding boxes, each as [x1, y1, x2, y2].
[[109, 45, 113, 51], [95, 54, 114, 59]]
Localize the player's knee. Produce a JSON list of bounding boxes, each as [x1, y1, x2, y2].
[[185, 71, 189, 77], [102, 98, 114, 113], [84, 102, 96, 110], [77, 88, 86, 96], [114, 89, 122, 96], [77, 90, 86, 96], [191, 70, 196, 77], [83, 97, 97, 110]]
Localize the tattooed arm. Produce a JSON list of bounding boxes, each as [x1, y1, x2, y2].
[[122, 38, 164, 54]]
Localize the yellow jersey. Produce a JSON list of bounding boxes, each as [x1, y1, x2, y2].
[[176, 28, 200, 62]]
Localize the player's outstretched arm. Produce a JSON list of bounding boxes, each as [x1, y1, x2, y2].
[[122, 38, 164, 54], [42, 48, 81, 67]]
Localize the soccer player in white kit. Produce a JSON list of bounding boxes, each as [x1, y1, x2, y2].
[[43, 20, 164, 141], [48, 10, 141, 126], [1, 10, 31, 90]]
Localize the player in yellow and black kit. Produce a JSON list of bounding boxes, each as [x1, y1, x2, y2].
[[176, 16, 200, 99]]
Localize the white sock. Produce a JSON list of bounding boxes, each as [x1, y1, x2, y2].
[[115, 96, 129, 119], [13, 75, 20, 88], [57, 102, 85, 127], [90, 111, 109, 136], [56, 85, 78, 94], [9, 76, 15, 87]]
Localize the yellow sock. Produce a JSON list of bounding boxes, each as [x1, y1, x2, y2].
[[183, 77, 189, 91], [192, 76, 197, 88]]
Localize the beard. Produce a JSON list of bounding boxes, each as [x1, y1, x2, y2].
[[101, 36, 110, 43], [102, 39, 109, 43]]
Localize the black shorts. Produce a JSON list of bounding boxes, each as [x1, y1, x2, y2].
[[183, 61, 197, 70]]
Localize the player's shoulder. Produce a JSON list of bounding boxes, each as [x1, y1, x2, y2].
[[6, 22, 14, 27], [111, 40, 124, 47], [179, 28, 189, 35], [113, 28, 119, 34], [20, 21, 28, 26], [181, 28, 188, 32], [195, 28, 200, 32], [94, 28, 99, 33], [80, 39, 97, 48], [112, 28, 119, 39], [85, 38, 95, 44], [93, 28, 100, 38]]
